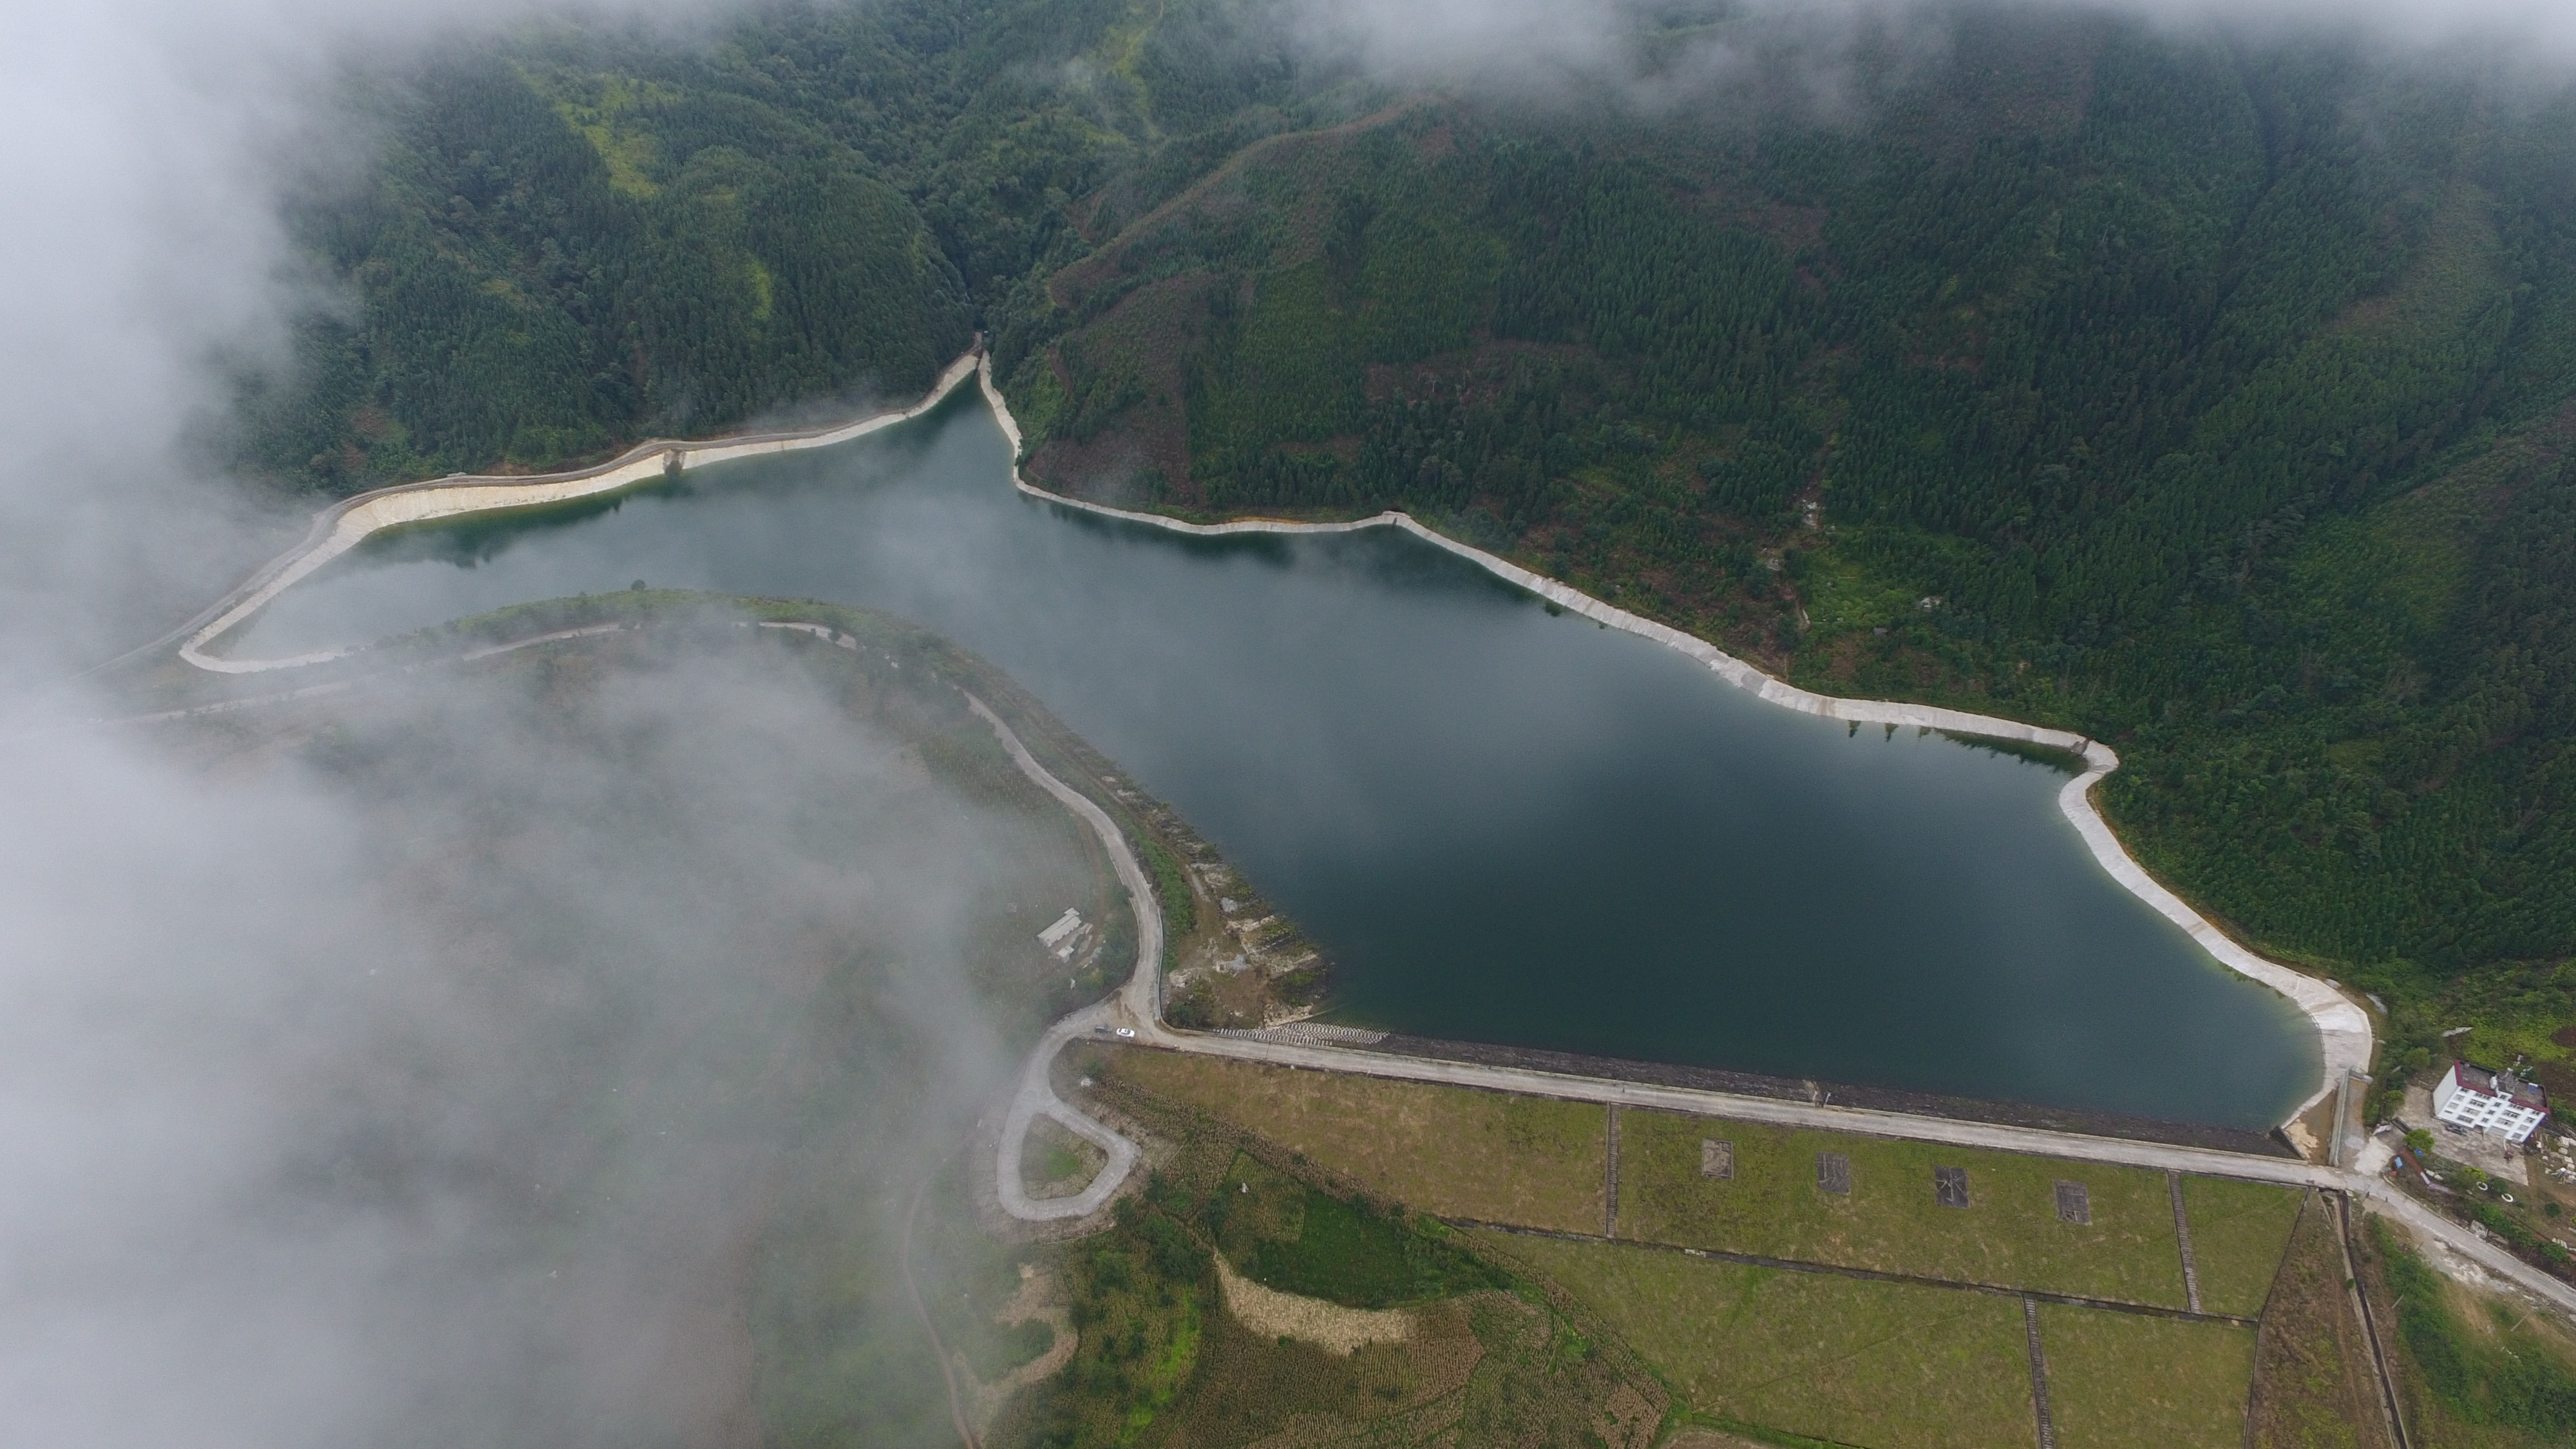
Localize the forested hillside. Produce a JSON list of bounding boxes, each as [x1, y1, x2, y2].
[[234, 37, 978, 483], [240, 1, 2576, 1070]]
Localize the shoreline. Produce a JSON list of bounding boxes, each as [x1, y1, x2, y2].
[[175, 354, 986, 674], [967, 357, 2372, 1126], [162, 344, 2372, 1126], [99, 603, 2576, 1323]]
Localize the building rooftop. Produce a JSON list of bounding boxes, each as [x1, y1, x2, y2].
[[2456, 1061, 2550, 1112], [1037, 907, 1084, 949]]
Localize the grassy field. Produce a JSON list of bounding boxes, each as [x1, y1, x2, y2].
[[1106, 1057, 2309, 1317], [1022, 1116, 1108, 1197], [2183, 1176, 2311, 1318], [985, 1133, 1662, 1446], [2369, 1219, 2576, 1449], [2038, 1303, 2259, 1449], [1087, 1046, 2341, 1444], [1140, 1289, 1665, 1449], [1485, 1231, 2041, 1449], [2249, 1194, 2395, 1449], [1103, 1050, 1607, 1233], [1209, 1153, 1505, 1309], [1616, 1108, 2192, 1306]]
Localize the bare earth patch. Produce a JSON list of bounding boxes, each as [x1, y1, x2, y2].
[[967, 1263, 1075, 1434], [1216, 1255, 1415, 1356]]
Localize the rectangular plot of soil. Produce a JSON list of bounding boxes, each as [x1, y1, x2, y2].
[[1701, 1139, 1734, 1180], [2035, 1303, 2257, 1448], [1816, 1151, 1850, 1195], [1933, 1166, 1970, 1209], [1488, 1233, 2043, 1449], [2056, 1180, 2091, 1225]]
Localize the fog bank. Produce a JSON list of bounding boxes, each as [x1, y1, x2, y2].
[[1, 1, 2566, 1444]]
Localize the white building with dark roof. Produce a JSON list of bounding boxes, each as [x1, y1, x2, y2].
[[2432, 1061, 2550, 1144]]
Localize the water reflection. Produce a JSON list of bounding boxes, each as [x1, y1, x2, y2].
[[243, 390, 2315, 1126]]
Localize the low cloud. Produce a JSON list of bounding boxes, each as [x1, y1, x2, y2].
[[1287, 0, 2576, 112], [3, 638, 1036, 1448], [0, 0, 728, 678], [0, 6, 1007, 1447], [0, 0, 2566, 1444]]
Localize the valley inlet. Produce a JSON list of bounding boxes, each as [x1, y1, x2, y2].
[[235, 386, 2316, 1127]]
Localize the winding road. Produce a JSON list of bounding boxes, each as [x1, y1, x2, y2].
[[962, 693, 1151, 1223]]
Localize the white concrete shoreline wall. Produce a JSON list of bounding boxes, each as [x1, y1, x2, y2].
[[966, 358, 2374, 1124], [178, 354, 986, 673], [169, 345, 2372, 1124]]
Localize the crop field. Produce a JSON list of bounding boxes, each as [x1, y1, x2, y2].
[[1483, 1230, 2040, 1449], [986, 1119, 1662, 1446], [2248, 1194, 2394, 1449], [1101, 1050, 1607, 1233], [2182, 1175, 2313, 1318], [1615, 1108, 2193, 1305], [2038, 1303, 2259, 1449], [1088, 1050, 2330, 1446], [1103, 1056, 2311, 1316]]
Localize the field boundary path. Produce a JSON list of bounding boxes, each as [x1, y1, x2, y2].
[[1470, 1220, 2259, 1327], [2022, 1296, 2058, 1449], [2338, 1193, 2416, 1449], [2170, 1171, 2206, 1313]]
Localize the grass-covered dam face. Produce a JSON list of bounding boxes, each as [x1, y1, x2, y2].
[[236, 388, 2317, 1126]]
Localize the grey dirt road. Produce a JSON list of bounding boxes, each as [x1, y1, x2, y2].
[[964, 692, 1152, 1224]]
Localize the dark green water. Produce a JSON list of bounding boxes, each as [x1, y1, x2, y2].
[[242, 389, 2315, 1126]]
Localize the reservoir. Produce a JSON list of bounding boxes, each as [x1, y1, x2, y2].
[[238, 388, 2316, 1127]]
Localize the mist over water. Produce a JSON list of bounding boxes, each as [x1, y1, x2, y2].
[[244, 389, 2318, 1126], [15, 0, 2564, 1441]]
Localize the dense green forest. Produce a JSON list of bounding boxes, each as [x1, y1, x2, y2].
[[239, 0, 2576, 1070]]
